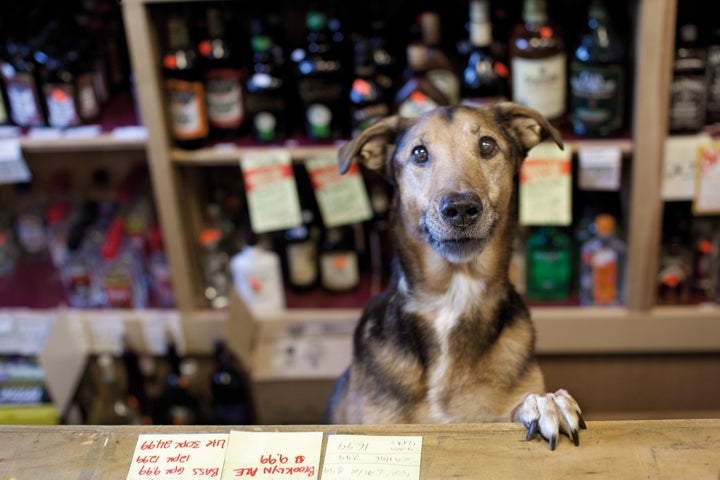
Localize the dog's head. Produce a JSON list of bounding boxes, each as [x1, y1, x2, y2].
[[338, 102, 563, 264]]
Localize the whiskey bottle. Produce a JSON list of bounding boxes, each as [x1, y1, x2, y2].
[[669, 24, 707, 133]]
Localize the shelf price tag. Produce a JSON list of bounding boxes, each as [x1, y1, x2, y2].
[[578, 146, 622, 191], [240, 150, 302, 234], [0, 138, 31, 184], [305, 155, 373, 228], [519, 142, 573, 226], [694, 142, 720, 214], [662, 134, 713, 200], [221, 431, 323, 480], [322, 434, 423, 480], [126, 433, 229, 480]]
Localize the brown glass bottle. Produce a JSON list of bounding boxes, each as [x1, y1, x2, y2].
[[509, 0, 566, 122]]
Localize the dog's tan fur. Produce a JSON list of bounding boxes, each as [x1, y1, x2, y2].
[[326, 103, 584, 448]]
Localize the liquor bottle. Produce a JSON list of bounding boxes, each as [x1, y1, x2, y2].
[[525, 226, 572, 301], [1, 40, 47, 127], [319, 225, 360, 293], [419, 11, 460, 106], [690, 218, 715, 301], [66, 48, 101, 124], [579, 214, 626, 306], [284, 209, 320, 292], [368, 18, 400, 103], [460, 0, 510, 107], [198, 228, 230, 309], [41, 53, 82, 129], [293, 9, 347, 140], [348, 36, 389, 136], [209, 340, 254, 425], [668, 24, 707, 133], [161, 13, 209, 149], [100, 218, 135, 309], [153, 336, 202, 425], [199, 7, 245, 140], [121, 337, 149, 422], [706, 29, 720, 125], [509, 0, 567, 122], [88, 353, 142, 425], [395, 43, 451, 117], [246, 22, 289, 142], [570, 0, 625, 137], [657, 235, 692, 305], [147, 224, 175, 308], [230, 235, 286, 313]]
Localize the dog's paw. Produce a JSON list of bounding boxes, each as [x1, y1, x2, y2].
[[514, 389, 586, 450]]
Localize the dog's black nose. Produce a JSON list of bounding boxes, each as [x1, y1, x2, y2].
[[439, 192, 483, 227]]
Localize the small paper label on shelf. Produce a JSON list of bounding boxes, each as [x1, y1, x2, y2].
[[662, 134, 712, 200], [0, 138, 31, 184], [694, 143, 720, 214], [221, 431, 323, 480], [240, 150, 302, 233], [111, 126, 148, 140], [578, 147, 622, 191], [519, 142, 573, 226], [322, 434, 423, 480], [305, 155, 373, 227], [27, 127, 62, 139]]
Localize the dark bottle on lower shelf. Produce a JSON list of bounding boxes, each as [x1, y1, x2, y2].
[[210, 340, 255, 425]]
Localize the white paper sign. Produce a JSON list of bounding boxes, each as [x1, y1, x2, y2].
[[0, 138, 31, 184], [662, 134, 713, 200], [519, 142, 573, 226], [322, 434, 423, 480], [578, 147, 622, 191], [221, 431, 323, 479], [305, 156, 373, 228], [240, 151, 302, 234], [694, 143, 720, 214], [126, 433, 229, 480]]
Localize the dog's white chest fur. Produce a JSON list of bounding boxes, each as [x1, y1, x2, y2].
[[406, 272, 490, 422]]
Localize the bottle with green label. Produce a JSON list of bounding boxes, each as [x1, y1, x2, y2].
[[570, 0, 625, 137], [525, 226, 572, 301]]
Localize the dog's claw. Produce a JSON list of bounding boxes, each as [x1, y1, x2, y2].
[[548, 434, 557, 451], [578, 413, 587, 430], [570, 429, 579, 446], [525, 419, 539, 441]]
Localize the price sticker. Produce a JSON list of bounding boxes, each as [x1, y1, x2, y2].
[[240, 150, 302, 233], [305, 155, 373, 227], [519, 142, 573, 226]]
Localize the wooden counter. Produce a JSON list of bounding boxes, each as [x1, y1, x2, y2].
[[1, 420, 719, 479]]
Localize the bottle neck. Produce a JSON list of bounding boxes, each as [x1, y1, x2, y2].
[[522, 0, 549, 24]]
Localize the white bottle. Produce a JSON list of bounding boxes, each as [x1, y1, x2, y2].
[[230, 240, 285, 314]]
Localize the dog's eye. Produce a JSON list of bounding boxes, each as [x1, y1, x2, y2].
[[411, 145, 429, 165], [479, 136, 498, 158]]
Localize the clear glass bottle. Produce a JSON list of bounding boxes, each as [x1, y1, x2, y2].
[[525, 226, 572, 301], [570, 0, 626, 137], [461, 0, 510, 107], [579, 214, 626, 306], [510, 0, 567, 122], [199, 228, 230, 309]]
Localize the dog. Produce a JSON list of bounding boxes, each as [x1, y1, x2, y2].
[[325, 102, 585, 450]]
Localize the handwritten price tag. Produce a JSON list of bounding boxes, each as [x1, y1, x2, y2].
[[221, 431, 323, 479], [322, 434, 423, 480], [519, 142, 573, 226], [662, 134, 713, 200], [126, 433, 229, 480], [240, 150, 302, 234], [305, 155, 373, 228]]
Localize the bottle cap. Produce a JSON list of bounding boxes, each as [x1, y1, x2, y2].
[[595, 214, 615, 236], [200, 228, 222, 246]]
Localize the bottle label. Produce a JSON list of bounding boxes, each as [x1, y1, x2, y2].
[[707, 46, 720, 120], [104, 275, 134, 308], [76, 73, 100, 121], [44, 83, 81, 128], [206, 69, 244, 129], [67, 263, 94, 306], [592, 248, 618, 304], [512, 54, 567, 119], [669, 75, 707, 131], [306, 103, 332, 139], [4, 72, 44, 126], [426, 69, 460, 105], [165, 78, 209, 140], [320, 251, 359, 291], [287, 241, 318, 287], [570, 64, 624, 136], [254, 112, 278, 141], [527, 249, 571, 297], [398, 91, 440, 118]]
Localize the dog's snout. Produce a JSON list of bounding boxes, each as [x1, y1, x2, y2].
[[439, 192, 483, 227]]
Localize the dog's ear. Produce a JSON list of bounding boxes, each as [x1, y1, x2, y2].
[[338, 115, 414, 175], [491, 102, 564, 158]]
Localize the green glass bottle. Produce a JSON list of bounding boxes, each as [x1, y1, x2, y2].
[[525, 226, 572, 301]]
